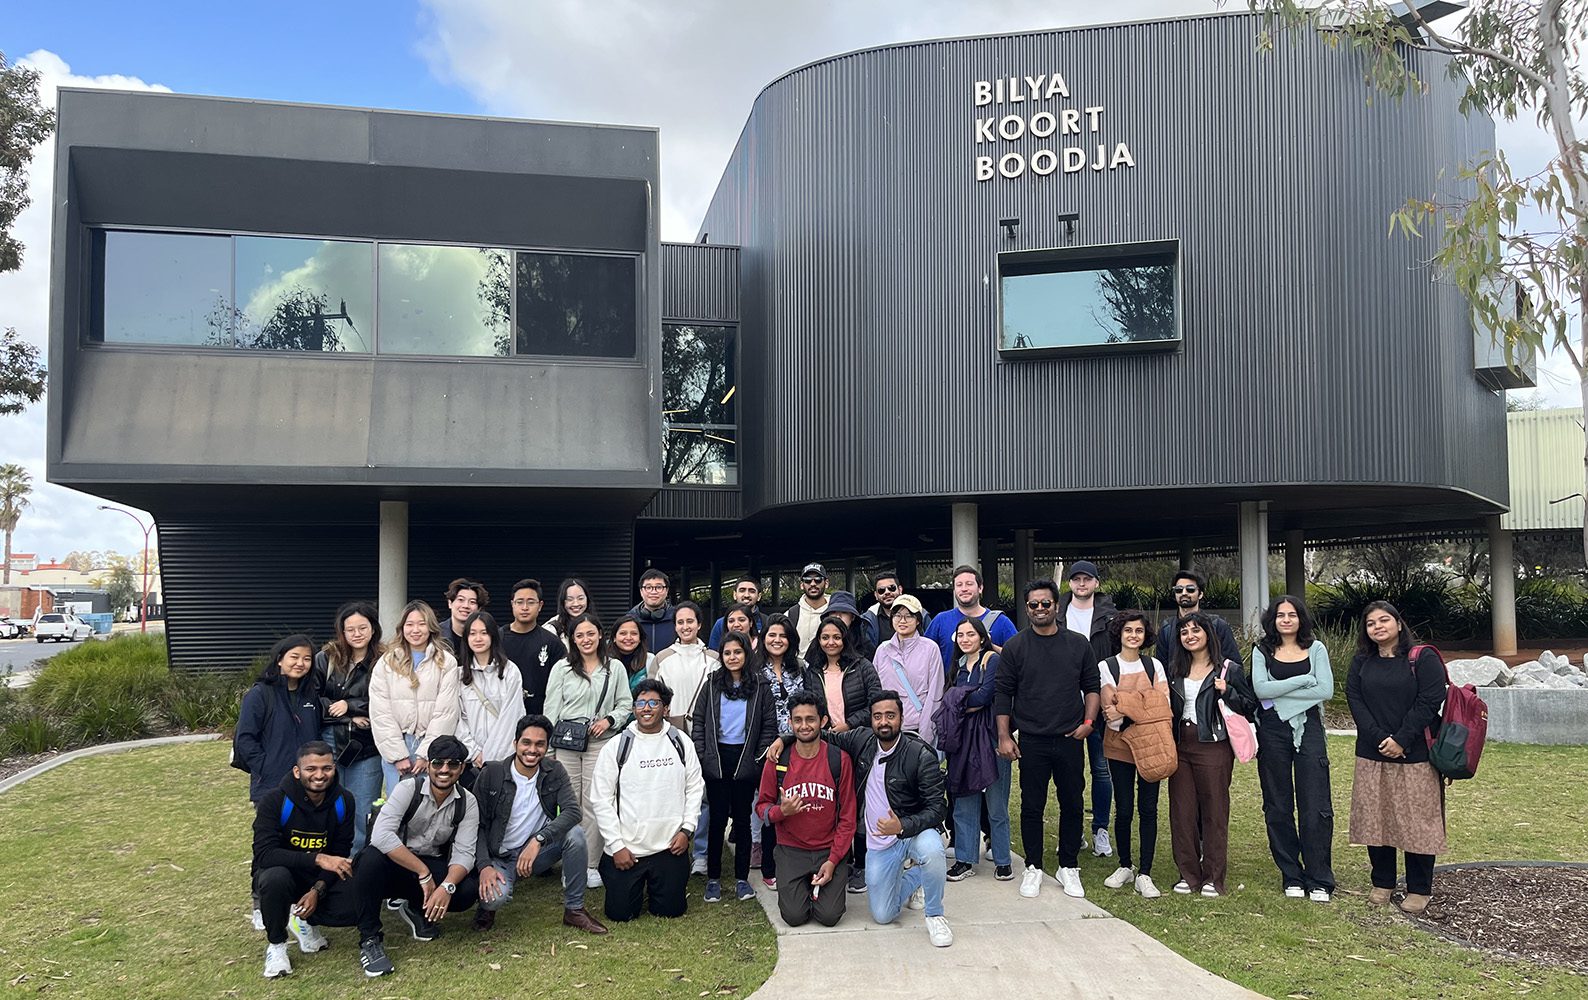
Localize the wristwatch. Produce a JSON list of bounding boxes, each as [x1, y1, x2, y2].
[[534, 831, 549, 846], [441, 881, 457, 895]]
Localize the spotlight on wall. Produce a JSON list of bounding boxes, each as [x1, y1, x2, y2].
[[998, 217, 1020, 240], [1057, 212, 1080, 237]]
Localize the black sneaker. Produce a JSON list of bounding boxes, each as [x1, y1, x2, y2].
[[946, 861, 977, 882], [359, 937, 395, 978], [847, 869, 867, 894], [395, 900, 440, 941], [994, 864, 1015, 881]]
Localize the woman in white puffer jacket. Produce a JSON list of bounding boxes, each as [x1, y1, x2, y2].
[[369, 599, 460, 793]]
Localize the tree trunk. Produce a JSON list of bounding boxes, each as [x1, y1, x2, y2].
[[3, 527, 10, 585]]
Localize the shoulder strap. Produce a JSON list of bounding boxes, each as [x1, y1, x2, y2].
[[397, 774, 425, 841], [884, 649, 925, 713], [335, 791, 348, 825], [667, 729, 686, 763], [826, 742, 842, 787], [279, 796, 294, 828], [1103, 655, 1121, 686], [1143, 656, 1157, 684], [594, 664, 613, 716], [775, 743, 794, 791], [617, 729, 636, 768]]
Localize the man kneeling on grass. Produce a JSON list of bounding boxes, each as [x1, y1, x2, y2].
[[470, 714, 607, 935], [346, 734, 480, 975], [250, 740, 363, 979], [755, 692, 856, 928]]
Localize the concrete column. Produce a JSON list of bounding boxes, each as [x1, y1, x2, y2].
[[1013, 529, 1035, 629], [378, 501, 409, 637], [1489, 515, 1518, 656], [951, 503, 978, 570], [1284, 529, 1306, 599], [1238, 501, 1269, 630], [979, 537, 1000, 605], [844, 558, 857, 596]]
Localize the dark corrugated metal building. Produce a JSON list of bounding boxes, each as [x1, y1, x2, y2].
[[49, 14, 1519, 668]]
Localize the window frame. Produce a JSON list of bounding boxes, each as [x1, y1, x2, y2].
[[995, 239, 1183, 361], [661, 318, 740, 488]]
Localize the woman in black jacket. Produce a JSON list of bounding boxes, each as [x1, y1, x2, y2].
[[692, 632, 777, 903], [314, 601, 383, 853], [1346, 600, 1447, 915], [236, 633, 324, 804], [804, 614, 881, 733], [1165, 612, 1258, 898]]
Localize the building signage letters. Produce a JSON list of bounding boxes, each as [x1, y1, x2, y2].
[[972, 73, 1136, 181]]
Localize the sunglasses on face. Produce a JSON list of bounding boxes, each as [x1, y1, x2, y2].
[[875, 584, 898, 594], [431, 758, 465, 770], [1172, 586, 1200, 594], [634, 698, 664, 709], [1026, 599, 1054, 610]]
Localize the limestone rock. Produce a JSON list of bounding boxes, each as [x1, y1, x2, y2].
[[1540, 650, 1574, 675], [1496, 665, 1516, 686], [1508, 673, 1546, 689], [1513, 661, 1553, 685], [1543, 674, 1577, 690], [1446, 656, 1507, 687]]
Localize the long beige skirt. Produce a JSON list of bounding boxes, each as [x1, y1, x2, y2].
[[1349, 758, 1447, 855]]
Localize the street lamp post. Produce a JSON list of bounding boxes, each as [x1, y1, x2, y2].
[[96, 505, 153, 633]]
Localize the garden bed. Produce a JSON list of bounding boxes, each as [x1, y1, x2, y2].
[[1412, 863, 1588, 974]]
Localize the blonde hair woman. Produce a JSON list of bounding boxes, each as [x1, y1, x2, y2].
[[369, 600, 461, 794]]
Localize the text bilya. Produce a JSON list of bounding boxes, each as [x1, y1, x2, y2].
[[973, 73, 1136, 181]]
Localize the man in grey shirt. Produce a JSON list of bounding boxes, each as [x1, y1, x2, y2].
[[350, 734, 480, 969]]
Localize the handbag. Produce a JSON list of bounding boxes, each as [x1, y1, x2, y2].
[[551, 666, 614, 753], [1217, 662, 1258, 763]]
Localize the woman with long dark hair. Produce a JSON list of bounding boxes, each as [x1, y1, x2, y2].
[[944, 616, 1013, 883], [692, 631, 777, 903], [542, 578, 595, 643], [1251, 594, 1335, 902], [1165, 612, 1257, 898], [545, 612, 633, 889], [805, 614, 880, 734], [610, 613, 654, 696], [1098, 610, 1171, 899], [237, 633, 324, 803], [315, 601, 382, 853], [1346, 600, 1447, 914], [369, 600, 460, 794], [457, 610, 525, 769]]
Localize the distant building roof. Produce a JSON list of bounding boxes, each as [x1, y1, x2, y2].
[[1505, 407, 1584, 531]]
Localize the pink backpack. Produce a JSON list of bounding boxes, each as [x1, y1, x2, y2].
[[1409, 645, 1488, 781]]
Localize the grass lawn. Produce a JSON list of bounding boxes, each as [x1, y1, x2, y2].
[[0, 742, 776, 999], [1032, 736, 1588, 999]]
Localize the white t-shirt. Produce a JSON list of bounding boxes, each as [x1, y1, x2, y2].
[[501, 767, 546, 854], [1100, 655, 1153, 731], [1066, 604, 1094, 638], [1179, 678, 1200, 724]]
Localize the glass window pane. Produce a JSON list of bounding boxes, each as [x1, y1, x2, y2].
[[233, 237, 373, 352], [663, 324, 736, 425], [515, 252, 637, 358], [378, 244, 510, 357], [1000, 253, 1177, 353], [664, 428, 737, 485], [97, 232, 232, 346]]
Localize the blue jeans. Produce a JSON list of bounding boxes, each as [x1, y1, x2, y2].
[[322, 725, 381, 855], [952, 756, 1012, 866], [1087, 726, 1112, 833], [694, 802, 709, 861], [864, 828, 946, 921], [380, 732, 422, 797], [479, 825, 588, 911]]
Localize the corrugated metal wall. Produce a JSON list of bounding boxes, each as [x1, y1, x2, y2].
[[662, 242, 740, 322], [701, 14, 1508, 520], [1505, 408, 1584, 531]]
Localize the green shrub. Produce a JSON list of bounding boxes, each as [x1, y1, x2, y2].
[[0, 710, 64, 756], [166, 673, 249, 732], [28, 634, 172, 714], [66, 693, 153, 744]]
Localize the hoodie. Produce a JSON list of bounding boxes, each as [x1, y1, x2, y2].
[[252, 772, 357, 872], [629, 601, 678, 652], [589, 722, 705, 858], [872, 634, 946, 746], [653, 641, 721, 733]]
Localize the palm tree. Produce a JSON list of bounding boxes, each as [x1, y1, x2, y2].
[[0, 464, 32, 585]]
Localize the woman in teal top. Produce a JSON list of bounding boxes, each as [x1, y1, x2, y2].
[[1249, 594, 1335, 901]]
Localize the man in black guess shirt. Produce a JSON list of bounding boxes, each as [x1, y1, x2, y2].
[[500, 578, 566, 716]]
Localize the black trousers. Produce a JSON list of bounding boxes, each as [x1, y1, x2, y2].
[[761, 811, 780, 879], [350, 846, 480, 938], [1018, 734, 1085, 868], [774, 845, 848, 927], [1106, 758, 1160, 876], [1256, 706, 1336, 892], [706, 744, 758, 881], [254, 865, 362, 945], [1368, 846, 1436, 896], [599, 850, 690, 922]]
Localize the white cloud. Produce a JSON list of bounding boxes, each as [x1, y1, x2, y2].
[[0, 51, 170, 564]]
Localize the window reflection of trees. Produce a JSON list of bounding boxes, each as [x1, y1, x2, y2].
[[661, 323, 737, 485], [515, 253, 635, 358], [1098, 264, 1175, 344]]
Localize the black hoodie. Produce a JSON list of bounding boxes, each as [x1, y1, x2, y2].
[[252, 772, 357, 873]]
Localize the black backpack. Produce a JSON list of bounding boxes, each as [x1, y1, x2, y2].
[[366, 774, 467, 853]]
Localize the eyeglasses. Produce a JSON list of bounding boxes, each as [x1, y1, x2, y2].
[[1172, 586, 1200, 594], [511, 598, 540, 606], [431, 758, 465, 770], [640, 583, 667, 592], [343, 625, 372, 634], [875, 584, 899, 594], [890, 609, 915, 619], [633, 698, 664, 709], [1026, 599, 1054, 610]]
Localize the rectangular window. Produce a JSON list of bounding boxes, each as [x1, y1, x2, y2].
[[664, 429, 737, 486], [998, 241, 1180, 358], [378, 244, 511, 357], [95, 231, 232, 346], [234, 236, 373, 352], [515, 252, 637, 359], [663, 323, 737, 485]]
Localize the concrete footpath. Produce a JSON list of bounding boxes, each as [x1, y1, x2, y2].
[[746, 859, 1263, 1000]]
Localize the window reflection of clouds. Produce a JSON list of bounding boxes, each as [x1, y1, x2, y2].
[[235, 238, 373, 353], [378, 244, 509, 357], [100, 232, 230, 345]]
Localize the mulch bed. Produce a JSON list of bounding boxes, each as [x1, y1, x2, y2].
[[0, 749, 62, 784], [1413, 864, 1588, 974]]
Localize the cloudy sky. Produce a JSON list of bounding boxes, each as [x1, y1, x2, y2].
[[0, 0, 1577, 562]]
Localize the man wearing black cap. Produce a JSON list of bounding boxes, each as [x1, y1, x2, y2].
[[786, 563, 832, 646], [1058, 560, 1118, 859]]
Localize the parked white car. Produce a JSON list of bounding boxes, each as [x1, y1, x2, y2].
[[0, 618, 19, 639], [34, 613, 93, 643]]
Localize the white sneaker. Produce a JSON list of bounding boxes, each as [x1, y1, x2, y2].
[[1284, 885, 1305, 899], [263, 941, 293, 979], [691, 856, 708, 876], [925, 914, 953, 947], [288, 915, 329, 953], [1091, 828, 1113, 857], [1019, 864, 1044, 898], [1172, 880, 1193, 894], [586, 868, 603, 889], [250, 908, 265, 932], [1058, 867, 1085, 898], [1134, 874, 1161, 898], [906, 887, 925, 910], [1201, 883, 1220, 898], [1309, 889, 1332, 903], [1104, 865, 1135, 889]]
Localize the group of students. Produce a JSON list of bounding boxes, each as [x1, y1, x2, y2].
[[232, 561, 1450, 979]]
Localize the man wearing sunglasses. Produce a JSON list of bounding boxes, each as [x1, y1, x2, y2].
[[785, 563, 831, 646], [994, 579, 1100, 902], [1155, 570, 1241, 665], [352, 734, 480, 966], [862, 572, 925, 648]]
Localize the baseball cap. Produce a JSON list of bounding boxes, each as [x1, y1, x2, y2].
[[1068, 560, 1101, 580], [801, 562, 828, 579], [889, 594, 925, 616]]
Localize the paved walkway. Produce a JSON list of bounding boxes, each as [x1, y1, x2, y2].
[[746, 860, 1262, 999]]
